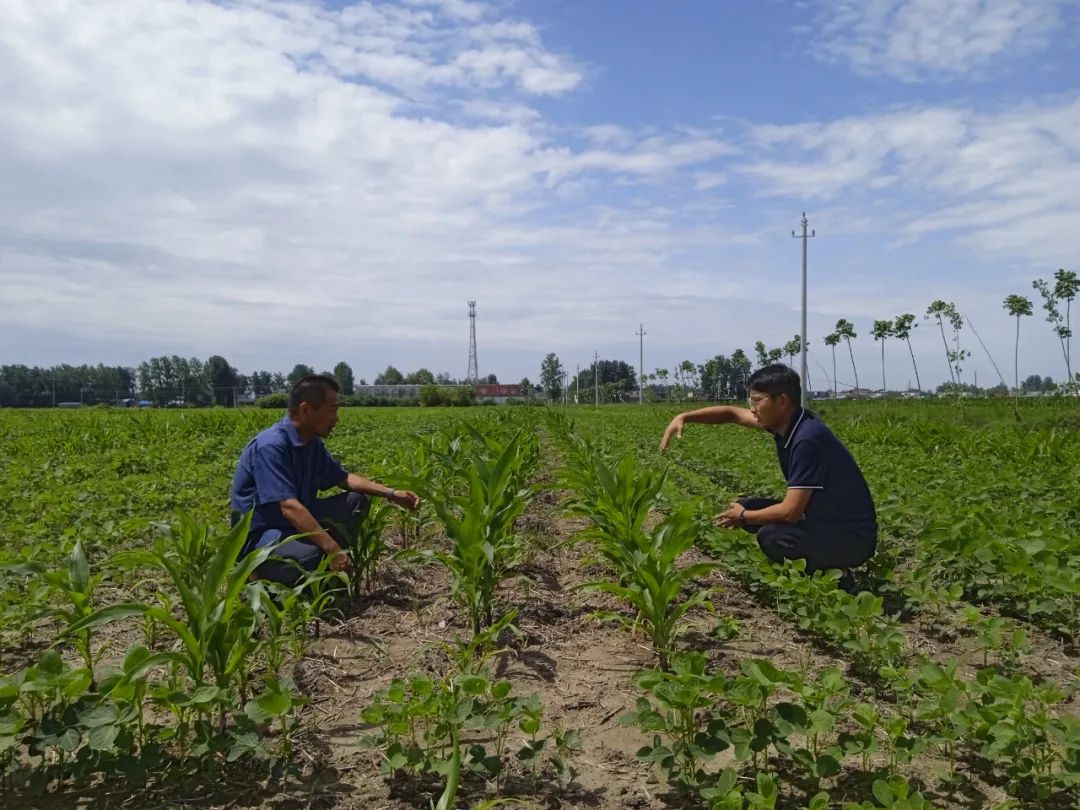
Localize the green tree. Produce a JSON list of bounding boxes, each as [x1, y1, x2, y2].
[[1032, 268, 1078, 380], [782, 335, 802, 367], [835, 319, 860, 398], [519, 377, 533, 400], [540, 353, 564, 403], [206, 355, 240, 406], [405, 368, 435, 385], [419, 384, 447, 407], [287, 364, 315, 388], [575, 359, 638, 403], [1019, 373, 1045, 393], [452, 385, 476, 406], [730, 349, 751, 400], [925, 301, 968, 386], [871, 320, 894, 394], [1002, 295, 1033, 394], [333, 361, 355, 395], [892, 313, 921, 393], [374, 365, 404, 385]]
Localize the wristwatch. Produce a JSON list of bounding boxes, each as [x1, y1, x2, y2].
[[385, 488, 396, 499], [738, 507, 747, 526]]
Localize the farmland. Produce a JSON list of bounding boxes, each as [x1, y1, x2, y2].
[[1, 401, 1078, 809]]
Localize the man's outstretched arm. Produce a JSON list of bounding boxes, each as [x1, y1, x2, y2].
[[660, 405, 762, 450], [341, 473, 421, 511]]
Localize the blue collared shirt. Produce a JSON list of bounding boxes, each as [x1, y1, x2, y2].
[[230, 415, 348, 536], [773, 408, 877, 538]]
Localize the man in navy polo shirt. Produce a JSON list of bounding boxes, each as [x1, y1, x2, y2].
[[230, 374, 420, 587], [660, 364, 876, 591]]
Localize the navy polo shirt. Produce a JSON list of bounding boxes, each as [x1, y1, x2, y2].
[[773, 409, 877, 538], [230, 415, 348, 537]]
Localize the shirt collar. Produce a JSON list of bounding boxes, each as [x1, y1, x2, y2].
[[279, 415, 306, 447], [779, 407, 808, 449]]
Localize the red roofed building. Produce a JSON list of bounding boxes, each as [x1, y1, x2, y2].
[[474, 384, 522, 399]]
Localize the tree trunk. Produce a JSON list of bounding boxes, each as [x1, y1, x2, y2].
[[906, 338, 921, 394], [936, 317, 955, 385], [1066, 299, 1073, 380], [1014, 316, 1021, 394], [881, 340, 886, 395], [831, 346, 837, 399], [846, 339, 860, 398]]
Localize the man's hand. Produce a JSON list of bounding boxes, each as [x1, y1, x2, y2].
[[389, 490, 421, 511], [327, 546, 353, 572], [714, 502, 744, 530], [660, 415, 686, 451]]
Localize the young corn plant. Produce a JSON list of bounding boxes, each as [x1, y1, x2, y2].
[[350, 498, 394, 592], [64, 514, 279, 736], [2, 542, 101, 678], [408, 427, 537, 637], [580, 500, 720, 671]]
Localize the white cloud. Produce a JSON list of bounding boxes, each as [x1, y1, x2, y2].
[[739, 97, 1080, 267], [1, 0, 1076, 389], [813, 0, 1074, 81], [0, 0, 745, 380]]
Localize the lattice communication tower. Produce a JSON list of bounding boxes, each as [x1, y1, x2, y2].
[[466, 300, 479, 384]]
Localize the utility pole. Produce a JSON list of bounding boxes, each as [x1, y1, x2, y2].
[[792, 212, 815, 408], [636, 324, 646, 405], [593, 351, 600, 407], [575, 364, 580, 405]]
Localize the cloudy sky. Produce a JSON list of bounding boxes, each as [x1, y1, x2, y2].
[[3, 0, 1079, 390]]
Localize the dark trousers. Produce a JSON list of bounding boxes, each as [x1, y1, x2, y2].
[[239, 492, 371, 587], [737, 497, 875, 573]]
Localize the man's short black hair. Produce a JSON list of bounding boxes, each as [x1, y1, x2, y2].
[[288, 374, 340, 413], [748, 364, 801, 404]]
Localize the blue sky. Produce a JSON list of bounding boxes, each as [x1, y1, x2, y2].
[[2, 0, 1079, 390]]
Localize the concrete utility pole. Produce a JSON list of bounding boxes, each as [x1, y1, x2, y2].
[[593, 351, 600, 407], [636, 324, 646, 405], [576, 364, 580, 405], [792, 212, 815, 408]]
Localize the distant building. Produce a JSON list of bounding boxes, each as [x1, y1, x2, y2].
[[353, 384, 427, 400], [474, 384, 522, 404], [474, 384, 521, 399]]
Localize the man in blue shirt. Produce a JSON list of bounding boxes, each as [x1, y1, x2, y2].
[[230, 374, 420, 587], [660, 364, 876, 591]]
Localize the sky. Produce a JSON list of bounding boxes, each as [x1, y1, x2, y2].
[[2, 0, 1079, 391]]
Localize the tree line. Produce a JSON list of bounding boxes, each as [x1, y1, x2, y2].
[[534, 268, 1078, 404], [4, 269, 1074, 407], [0, 357, 484, 408]]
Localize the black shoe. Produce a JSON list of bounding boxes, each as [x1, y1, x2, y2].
[[838, 569, 858, 595]]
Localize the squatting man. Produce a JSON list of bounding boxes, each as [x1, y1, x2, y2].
[[230, 374, 420, 586], [660, 364, 877, 592]]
